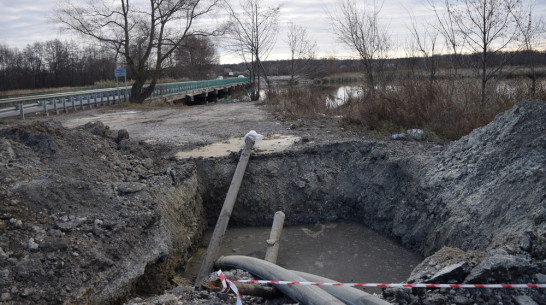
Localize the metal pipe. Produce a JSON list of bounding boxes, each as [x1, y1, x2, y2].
[[195, 136, 255, 285], [216, 255, 345, 305], [265, 211, 285, 264]]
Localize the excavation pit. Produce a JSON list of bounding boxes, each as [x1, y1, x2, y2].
[[1, 100, 543, 305]]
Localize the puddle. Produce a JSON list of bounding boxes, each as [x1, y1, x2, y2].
[[184, 222, 422, 292], [175, 135, 301, 159]]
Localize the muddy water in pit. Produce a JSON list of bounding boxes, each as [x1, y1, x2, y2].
[[183, 222, 422, 293]]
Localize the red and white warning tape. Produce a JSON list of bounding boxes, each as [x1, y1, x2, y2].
[[217, 270, 545, 305], [218, 270, 243, 305], [230, 279, 546, 289]]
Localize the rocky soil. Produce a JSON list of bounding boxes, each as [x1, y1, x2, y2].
[[0, 99, 544, 305], [0, 121, 207, 304]]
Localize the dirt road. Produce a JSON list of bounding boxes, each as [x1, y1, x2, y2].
[[58, 101, 358, 156]]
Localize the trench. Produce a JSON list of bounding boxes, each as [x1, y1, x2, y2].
[[127, 139, 430, 302], [131, 140, 434, 301], [192, 141, 431, 251], [129, 108, 545, 304]]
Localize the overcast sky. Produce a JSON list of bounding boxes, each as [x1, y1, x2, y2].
[[0, 0, 544, 64]]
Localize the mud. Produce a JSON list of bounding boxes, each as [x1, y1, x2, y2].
[[0, 100, 544, 305]]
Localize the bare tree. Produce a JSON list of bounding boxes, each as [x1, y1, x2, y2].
[[511, 0, 544, 98], [286, 22, 317, 87], [175, 36, 219, 79], [55, 0, 222, 103], [429, 0, 467, 77], [435, 0, 523, 105], [224, 0, 280, 100], [331, 0, 390, 98], [408, 15, 440, 83], [44, 40, 70, 86]]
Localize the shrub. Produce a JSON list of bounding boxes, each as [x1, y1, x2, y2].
[[264, 76, 545, 140]]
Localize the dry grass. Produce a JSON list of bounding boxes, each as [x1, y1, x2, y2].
[[264, 86, 340, 118], [363, 78, 545, 139], [1, 86, 95, 98], [346, 78, 546, 139], [265, 77, 546, 140], [318, 72, 364, 85]]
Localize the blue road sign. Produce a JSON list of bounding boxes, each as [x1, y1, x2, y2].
[[114, 68, 126, 77]]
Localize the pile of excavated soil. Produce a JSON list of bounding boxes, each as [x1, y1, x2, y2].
[[383, 100, 546, 305], [0, 121, 207, 304], [417, 100, 545, 257], [0, 100, 544, 305]]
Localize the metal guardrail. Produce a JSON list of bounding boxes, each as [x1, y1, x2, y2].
[[0, 87, 124, 106], [149, 78, 250, 99], [0, 78, 250, 119]]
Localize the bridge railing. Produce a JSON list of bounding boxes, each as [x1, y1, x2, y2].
[[148, 77, 250, 99], [0, 78, 250, 119], [1, 78, 250, 107]]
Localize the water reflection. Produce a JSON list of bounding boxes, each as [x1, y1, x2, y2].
[[326, 86, 363, 108]]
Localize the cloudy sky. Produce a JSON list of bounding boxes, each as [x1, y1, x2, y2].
[[0, 0, 544, 64]]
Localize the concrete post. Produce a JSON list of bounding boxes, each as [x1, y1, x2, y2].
[[264, 211, 286, 264], [195, 136, 255, 285], [19, 104, 24, 120]]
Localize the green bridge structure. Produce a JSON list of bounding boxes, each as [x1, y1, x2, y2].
[[0, 77, 250, 120]]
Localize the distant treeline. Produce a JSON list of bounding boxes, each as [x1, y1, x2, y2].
[[0, 40, 117, 93], [0, 37, 218, 94], [226, 50, 546, 79], [1, 38, 545, 94]]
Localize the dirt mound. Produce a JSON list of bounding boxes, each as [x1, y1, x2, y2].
[[384, 100, 546, 304], [418, 100, 545, 256], [0, 121, 206, 304]]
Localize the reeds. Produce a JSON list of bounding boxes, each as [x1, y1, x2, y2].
[[265, 77, 545, 140], [264, 86, 337, 117]]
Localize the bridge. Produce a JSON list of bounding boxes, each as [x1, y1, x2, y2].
[[0, 78, 250, 120]]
